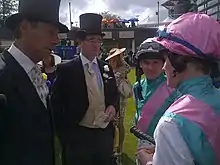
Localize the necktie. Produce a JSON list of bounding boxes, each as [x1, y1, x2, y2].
[[91, 62, 102, 91], [29, 65, 49, 107]]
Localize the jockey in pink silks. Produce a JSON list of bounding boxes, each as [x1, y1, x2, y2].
[[133, 38, 178, 165], [138, 12, 220, 165]]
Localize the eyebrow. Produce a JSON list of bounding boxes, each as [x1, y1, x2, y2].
[[87, 37, 102, 40]]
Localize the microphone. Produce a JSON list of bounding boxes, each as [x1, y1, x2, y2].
[[0, 94, 7, 109], [130, 126, 155, 145]]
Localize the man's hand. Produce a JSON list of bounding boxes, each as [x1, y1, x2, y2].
[[137, 146, 155, 154], [104, 105, 116, 122], [137, 148, 153, 165]]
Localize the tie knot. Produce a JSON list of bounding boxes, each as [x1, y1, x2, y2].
[[92, 62, 97, 68], [87, 62, 97, 71]]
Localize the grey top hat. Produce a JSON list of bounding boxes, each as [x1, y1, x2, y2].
[[5, 0, 69, 33], [77, 13, 105, 38]]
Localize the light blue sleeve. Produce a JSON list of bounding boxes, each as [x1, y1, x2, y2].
[[153, 118, 195, 165]]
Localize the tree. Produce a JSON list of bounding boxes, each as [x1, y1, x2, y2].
[[0, 0, 18, 20], [100, 11, 122, 20]]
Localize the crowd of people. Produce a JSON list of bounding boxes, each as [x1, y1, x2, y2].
[[0, 0, 220, 165]]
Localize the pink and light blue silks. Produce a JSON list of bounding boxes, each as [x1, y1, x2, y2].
[[163, 76, 220, 165], [133, 74, 178, 137]]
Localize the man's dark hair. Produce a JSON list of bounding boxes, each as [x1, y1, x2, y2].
[[167, 53, 211, 74], [13, 19, 39, 39]]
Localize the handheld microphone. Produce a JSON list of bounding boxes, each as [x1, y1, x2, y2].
[[130, 126, 155, 145], [0, 94, 7, 109]]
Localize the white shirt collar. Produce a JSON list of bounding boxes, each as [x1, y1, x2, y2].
[[80, 53, 98, 66], [8, 43, 35, 74]]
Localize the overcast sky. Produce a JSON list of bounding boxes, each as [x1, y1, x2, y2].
[[59, 0, 169, 28]]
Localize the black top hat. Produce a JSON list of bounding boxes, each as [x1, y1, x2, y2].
[[5, 0, 68, 33], [77, 13, 105, 38]]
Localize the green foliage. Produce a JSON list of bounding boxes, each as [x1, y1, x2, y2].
[[100, 11, 122, 20]]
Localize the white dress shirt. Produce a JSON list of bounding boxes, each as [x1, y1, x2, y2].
[[8, 44, 48, 107], [80, 53, 103, 90], [8, 44, 35, 74], [80, 53, 98, 67], [152, 116, 194, 165]]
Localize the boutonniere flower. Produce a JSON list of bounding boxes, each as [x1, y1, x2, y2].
[[103, 73, 113, 81], [42, 73, 48, 81], [103, 73, 109, 79], [42, 73, 52, 88], [104, 65, 110, 72]]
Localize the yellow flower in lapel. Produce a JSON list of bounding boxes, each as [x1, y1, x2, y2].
[[42, 73, 48, 81]]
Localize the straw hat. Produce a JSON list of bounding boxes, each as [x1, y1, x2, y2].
[[38, 53, 62, 66], [105, 48, 126, 61]]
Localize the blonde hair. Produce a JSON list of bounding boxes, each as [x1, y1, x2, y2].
[[108, 48, 126, 68]]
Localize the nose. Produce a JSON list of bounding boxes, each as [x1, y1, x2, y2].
[[147, 64, 153, 70]]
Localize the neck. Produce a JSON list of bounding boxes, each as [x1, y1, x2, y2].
[[14, 40, 39, 64], [179, 71, 205, 85], [145, 73, 163, 81], [177, 75, 211, 95], [81, 51, 96, 62], [43, 64, 50, 69]]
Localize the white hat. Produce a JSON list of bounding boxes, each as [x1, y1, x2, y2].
[[105, 48, 126, 61], [38, 53, 62, 66]]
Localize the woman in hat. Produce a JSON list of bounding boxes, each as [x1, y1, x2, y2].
[[38, 52, 62, 92], [41, 53, 61, 82], [106, 48, 132, 154], [139, 12, 220, 165], [133, 38, 177, 165]]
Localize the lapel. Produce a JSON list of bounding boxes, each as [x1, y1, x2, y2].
[[73, 56, 89, 100], [2, 50, 47, 111]]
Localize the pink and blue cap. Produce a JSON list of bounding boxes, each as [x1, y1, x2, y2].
[[153, 12, 220, 60]]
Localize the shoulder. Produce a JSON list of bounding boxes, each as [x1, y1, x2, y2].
[[133, 78, 146, 89], [98, 59, 111, 69], [133, 81, 139, 90], [56, 56, 81, 72], [98, 59, 115, 74], [169, 94, 208, 111]]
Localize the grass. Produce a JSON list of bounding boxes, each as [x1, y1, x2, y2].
[[121, 69, 137, 165], [55, 69, 137, 165]]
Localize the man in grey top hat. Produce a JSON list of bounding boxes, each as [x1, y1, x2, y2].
[[0, 0, 68, 165], [51, 13, 119, 165]]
